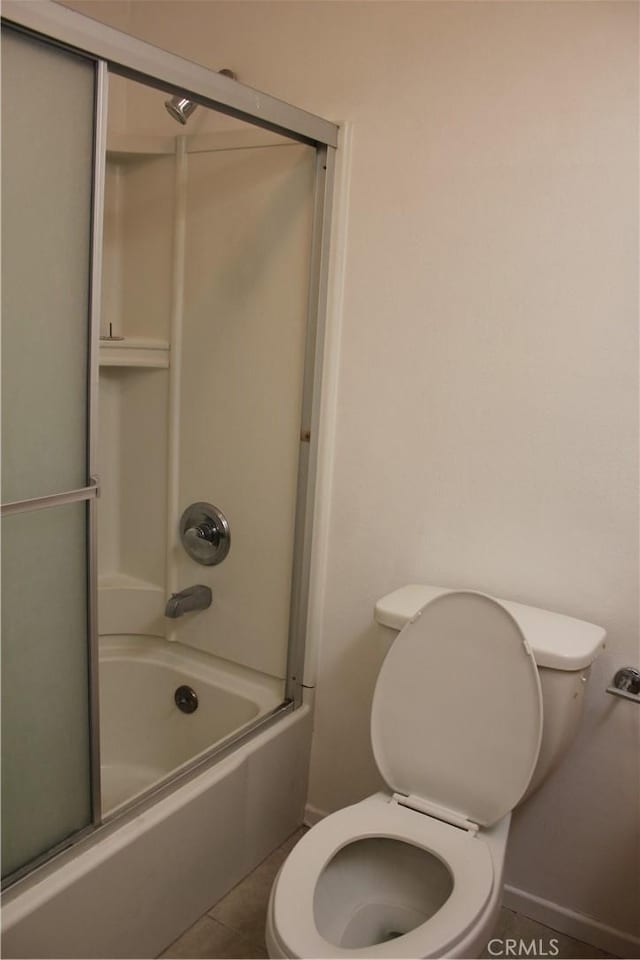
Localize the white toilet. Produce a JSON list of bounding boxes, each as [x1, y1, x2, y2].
[[266, 585, 605, 959]]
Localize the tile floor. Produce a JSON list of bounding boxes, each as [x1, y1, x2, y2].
[[160, 829, 617, 960]]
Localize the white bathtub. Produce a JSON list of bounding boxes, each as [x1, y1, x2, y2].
[[99, 635, 283, 813], [2, 645, 312, 959]]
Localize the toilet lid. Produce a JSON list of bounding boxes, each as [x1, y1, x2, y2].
[[371, 591, 543, 827]]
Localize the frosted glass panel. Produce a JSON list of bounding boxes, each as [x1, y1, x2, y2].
[[1, 27, 94, 502], [1, 503, 91, 878]]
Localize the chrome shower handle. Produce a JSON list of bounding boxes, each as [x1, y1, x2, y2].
[[180, 502, 231, 566], [184, 521, 220, 548]]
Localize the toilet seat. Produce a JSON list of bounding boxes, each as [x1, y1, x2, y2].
[[271, 796, 496, 959]]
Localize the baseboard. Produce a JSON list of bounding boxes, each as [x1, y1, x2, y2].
[[303, 802, 328, 827], [504, 884, 640, 959]]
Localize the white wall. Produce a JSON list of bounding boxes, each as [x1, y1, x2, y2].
[[62, 0, 640, 948]]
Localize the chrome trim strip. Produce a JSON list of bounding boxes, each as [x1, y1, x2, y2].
[[1, 479, 100, 517], [1, 824, 97, 889], [88, 60, 107, 480], [0, 1, 338, 148], [87, 492, 102, 825], [286, 144, 337, 705], [87, 59, 108, 827]]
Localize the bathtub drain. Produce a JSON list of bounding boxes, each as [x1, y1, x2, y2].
[[175, 685, 198, 714]]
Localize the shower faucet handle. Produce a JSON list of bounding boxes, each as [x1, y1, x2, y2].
[[184, 520, 220, 548], [180, 502, 231, 566]]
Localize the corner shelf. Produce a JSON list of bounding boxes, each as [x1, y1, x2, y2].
[[99, 337, 170, 369]]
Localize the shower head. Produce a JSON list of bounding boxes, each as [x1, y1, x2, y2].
[[164, 71, 237, 125], [165, 95, 197, 125]]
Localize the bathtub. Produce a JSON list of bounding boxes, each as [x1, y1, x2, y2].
[[99, 635, 283, 813], [1, 635, 312, 959]]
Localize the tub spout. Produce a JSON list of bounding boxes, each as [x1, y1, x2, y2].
[[165, 584, 212, 618]]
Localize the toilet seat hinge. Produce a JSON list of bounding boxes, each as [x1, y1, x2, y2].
[[391, 792, 480, 834]]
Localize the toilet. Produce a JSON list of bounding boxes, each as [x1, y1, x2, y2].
[[266, 585, 606, 959]]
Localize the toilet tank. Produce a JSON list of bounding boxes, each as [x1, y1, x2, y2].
[[523, 663, 589, 798], [374, 585, 606, 800]]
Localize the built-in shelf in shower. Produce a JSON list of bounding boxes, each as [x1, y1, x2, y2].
[[99, 337, 170, 369]]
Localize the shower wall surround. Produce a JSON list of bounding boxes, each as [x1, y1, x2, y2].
[[98, 75, 316, 682], [176, 137, 315, 677]]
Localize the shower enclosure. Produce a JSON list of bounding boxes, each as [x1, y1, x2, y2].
[[1, 0, 337, 904]]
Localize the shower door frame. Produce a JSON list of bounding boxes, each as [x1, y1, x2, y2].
[[1, 0, 338, 882]]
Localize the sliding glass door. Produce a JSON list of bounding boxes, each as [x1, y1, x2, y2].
[[1, 26, 97, 878], [1, 0, 336, 887]]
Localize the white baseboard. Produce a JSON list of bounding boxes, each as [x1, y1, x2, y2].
[[302, 805, 638, 958], [504, 884, 640, 959]]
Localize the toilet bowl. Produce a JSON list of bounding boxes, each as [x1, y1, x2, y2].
[[267, 587, 605, 959], [267, 794, 510, 959]]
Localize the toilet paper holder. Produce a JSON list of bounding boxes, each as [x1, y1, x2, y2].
[[606, 666, 640, 703]]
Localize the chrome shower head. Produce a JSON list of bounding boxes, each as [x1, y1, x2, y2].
[[164, 95, 197, 125], [164, 71, 237, 125]]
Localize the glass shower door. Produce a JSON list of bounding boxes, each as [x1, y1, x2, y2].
[[94, 72, 318, 813], [1, 0, 336, 867], [1, 27, 97, 879]]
